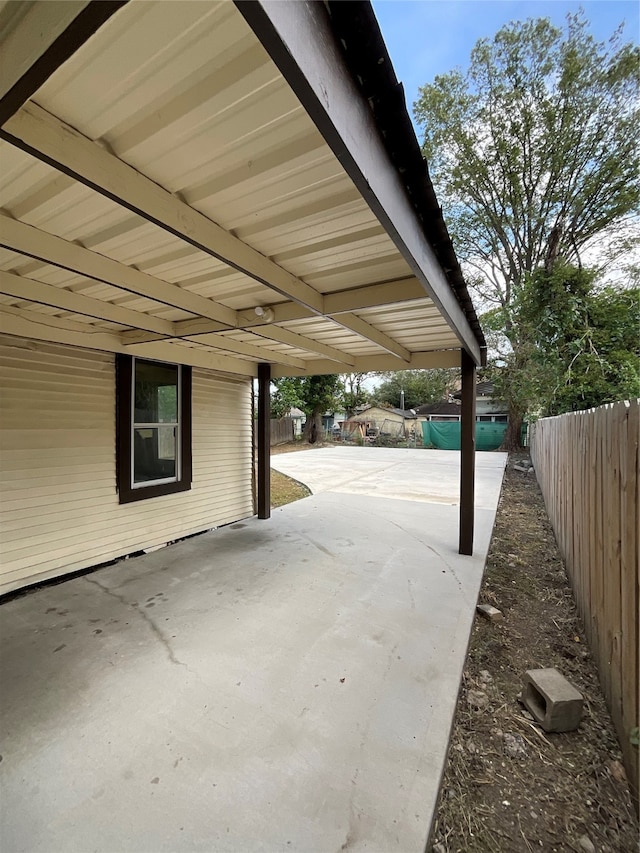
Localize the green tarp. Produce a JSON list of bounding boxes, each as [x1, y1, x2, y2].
[[421, 421, 509, 451]]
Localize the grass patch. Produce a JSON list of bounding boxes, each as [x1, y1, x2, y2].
[[271, 469, 311, 508]]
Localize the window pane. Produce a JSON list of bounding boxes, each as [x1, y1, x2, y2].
[[133, 426, 177, 483], [134, 361, 178, 423]]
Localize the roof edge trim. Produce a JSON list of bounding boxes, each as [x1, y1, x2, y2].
[[235, 0, 483, 364]]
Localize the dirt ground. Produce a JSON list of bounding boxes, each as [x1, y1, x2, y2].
[[430, 453, 638, 853], [270, 442, 638, 852]]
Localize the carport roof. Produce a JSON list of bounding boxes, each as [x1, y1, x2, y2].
[[0, 0, 485, 377]]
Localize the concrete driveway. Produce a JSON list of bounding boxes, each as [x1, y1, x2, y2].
[[271, 446, 505, 507], [0, 448, 506, 853]]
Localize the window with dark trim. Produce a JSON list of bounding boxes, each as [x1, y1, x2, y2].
[[116, 355, 192, 503]]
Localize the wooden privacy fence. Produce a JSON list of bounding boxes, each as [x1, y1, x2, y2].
[[530, 400, 639, 798], [269, 417, 295, 446]]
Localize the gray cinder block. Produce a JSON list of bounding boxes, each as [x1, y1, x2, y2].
[[476, 603, 503, 621], [522, 668, 583, 732]]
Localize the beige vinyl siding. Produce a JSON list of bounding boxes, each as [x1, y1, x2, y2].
[[0, 335, 254, 594]]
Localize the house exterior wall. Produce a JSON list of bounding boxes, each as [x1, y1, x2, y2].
[[347, 408, 405, 430], [476, 398, 507, 417], [0, 336, 254, 595], [417, 414, 460, 424]]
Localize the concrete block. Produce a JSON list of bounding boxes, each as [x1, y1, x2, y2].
[[522, 668, 583, 732], [476, 603, 503, 621]]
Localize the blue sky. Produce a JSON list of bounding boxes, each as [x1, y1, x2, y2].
[[371, 1, 639, 131]]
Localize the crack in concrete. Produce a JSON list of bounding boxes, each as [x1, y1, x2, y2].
[[83, 577, 191, 671], [423, 543, 467, 599], [298, 533, 336, 559], [384, 518, 469, 602], [339, 779, 361, 852], [407, 578, 416, 610]]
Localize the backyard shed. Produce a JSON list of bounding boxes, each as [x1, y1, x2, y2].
[[344, 405, 417, 440], [0, 0, 486, 595]]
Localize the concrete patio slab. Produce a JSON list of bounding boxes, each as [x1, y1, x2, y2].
[[272, 446, 505, 507], [0, 449, 506, 853]]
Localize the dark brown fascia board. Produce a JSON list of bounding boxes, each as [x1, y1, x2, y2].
[[235, 0, 482, 365], [325, 1, 485, 353], [0, 1, 127, 127]]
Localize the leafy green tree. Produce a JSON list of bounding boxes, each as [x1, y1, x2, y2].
[[414, 14, 639, 447], [341, 373, 371, 418], [518, 266, 640, 414], [270, 378, 303, 420], [270, 375, 341, 442], [298, 375, 342, 442], [372, 369, 458, 410]]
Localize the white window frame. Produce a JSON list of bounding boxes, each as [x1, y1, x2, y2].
[[131, 358, 182, 489]]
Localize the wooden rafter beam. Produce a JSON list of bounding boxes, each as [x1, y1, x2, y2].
[[234, 278, 431, 328], [0, 1, 127, 125], [186, 334, 303, 368], [234, 277, 435, 328], [120, 278, 433, 343], [250, 325, 356, 366], [0, 269, 175, 335], [0, 214, 237, 326], [1, 298, 459, 378], [332, 313, 410, 361], [323, 278, 427, 314], [1, 208, 429, 364], [271, 349, 461, 377], [1, 103, 324, 313], [1, 108, 446, 366], [0, 218, 441, 368], [0, 267, 305, 369], [127, 332, 305, 370], [0, 304, 257, 377]]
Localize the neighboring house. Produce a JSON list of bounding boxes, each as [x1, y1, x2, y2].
[[417, 383, 508, 425], [0, 0, 487, 594], [322, 411, 347, 433], [415, 401, 462, 422], [344, 405, 417, 438], [282, 408, 343, 437], [453, 381, 509, 422], [287, 408, 306, 437]]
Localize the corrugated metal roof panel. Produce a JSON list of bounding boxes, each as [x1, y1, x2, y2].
[[0, 1, 482, 374]]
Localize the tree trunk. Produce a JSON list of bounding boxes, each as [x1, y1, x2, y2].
[[303, 410, 322, 444], [500, 404, 523, 451]]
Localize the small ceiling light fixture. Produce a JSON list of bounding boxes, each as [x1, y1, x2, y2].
[[254, 306, 274, 323]]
